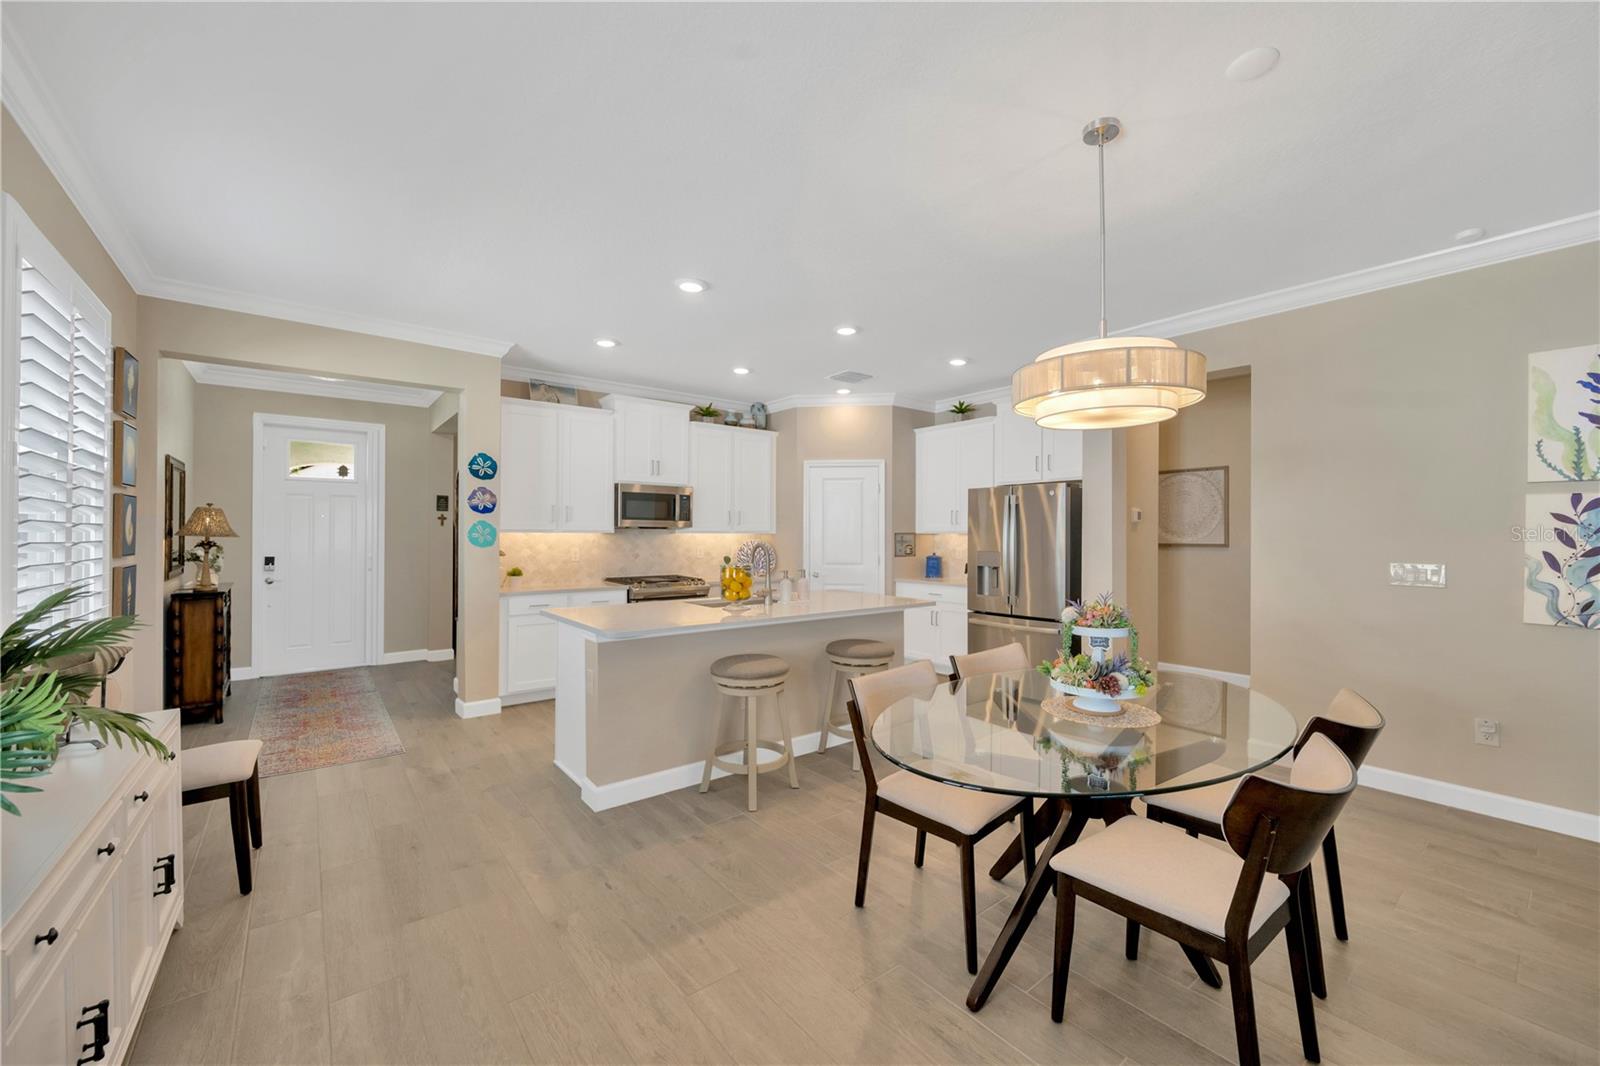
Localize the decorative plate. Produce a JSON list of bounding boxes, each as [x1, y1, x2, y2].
[[466, 519, 498, 547], [467, 486, 497, 514], [468, 452, 498, 480]]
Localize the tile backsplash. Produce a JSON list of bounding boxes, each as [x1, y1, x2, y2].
[[892, 533, 968, 582], [500, 531, 779, 585]]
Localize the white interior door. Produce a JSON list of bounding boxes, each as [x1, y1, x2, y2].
[[255, 417, 381, 676], [804, 461, 884, 593]]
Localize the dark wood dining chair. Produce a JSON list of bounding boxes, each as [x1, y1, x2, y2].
[[1139, 687, 1384, 995], [181, 739, 264, 894], [1049, 734, 1358, 1066], [846, 661, 1035, 974]]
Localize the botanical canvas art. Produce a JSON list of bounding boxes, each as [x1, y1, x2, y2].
[[1522, 491, 1599, 629], [1527, 346, 1600, 481]]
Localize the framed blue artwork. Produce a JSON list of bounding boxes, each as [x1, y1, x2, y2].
[[467, 452, 498, 480]]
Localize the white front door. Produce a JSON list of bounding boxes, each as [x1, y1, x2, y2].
[[254, 417, 381, 676], [804, 461, 884, 593]]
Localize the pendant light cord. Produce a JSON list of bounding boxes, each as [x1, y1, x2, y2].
[[1097, 137, 1108, 339]]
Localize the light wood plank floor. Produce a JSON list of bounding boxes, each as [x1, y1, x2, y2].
[[130, 662, 1600, 1065]]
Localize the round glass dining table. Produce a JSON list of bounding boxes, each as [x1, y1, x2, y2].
[[868, 668, 1302, 1012]]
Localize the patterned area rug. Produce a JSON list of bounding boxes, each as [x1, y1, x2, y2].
[[249, 668, 404, 777]]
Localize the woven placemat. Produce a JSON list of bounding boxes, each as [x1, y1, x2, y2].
[[1042, 694, 1161, 729]]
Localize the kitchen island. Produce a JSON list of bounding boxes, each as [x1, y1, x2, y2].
[[545, 590, 933, 810]]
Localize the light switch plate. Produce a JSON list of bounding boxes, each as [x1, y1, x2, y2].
[[1389, 562, 1447, 588]]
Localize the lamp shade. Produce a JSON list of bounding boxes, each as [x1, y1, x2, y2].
[[178, 502, 237, 540], [1013, 335, 1207, 429]]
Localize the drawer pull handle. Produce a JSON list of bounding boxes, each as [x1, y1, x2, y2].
[[96, 842, 116, 857], [35, 927, 59, 946], [153, 854, 177, 896], [133, 790, 150, 802], [76, 998, 110, 1064]]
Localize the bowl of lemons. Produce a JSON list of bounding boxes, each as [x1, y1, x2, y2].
[[720, 559, 754, 610]]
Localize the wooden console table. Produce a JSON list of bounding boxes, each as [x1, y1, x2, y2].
[[166, 585, 232, 723]]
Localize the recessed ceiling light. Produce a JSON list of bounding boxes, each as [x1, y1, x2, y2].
[[1225, 46, 1280, 82], [594, 337, 618, 349], [732, 367, 750, 375], [948, 358, 968, 367], [676, 279, 709, 294], [835, 325, 858, 337], [835, 388, 852, 395], [1454, 227, 1486, 243]]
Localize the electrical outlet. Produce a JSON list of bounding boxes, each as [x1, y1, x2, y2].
[[1474, 717, 1501, 747]]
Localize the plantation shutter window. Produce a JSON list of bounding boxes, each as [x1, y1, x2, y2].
[[3, 195, 115, 626]]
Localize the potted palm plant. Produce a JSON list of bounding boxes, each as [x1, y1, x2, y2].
[[2, 585, 170, 816]]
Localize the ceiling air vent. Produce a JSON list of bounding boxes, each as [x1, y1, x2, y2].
[[827, 370, 874, 385]]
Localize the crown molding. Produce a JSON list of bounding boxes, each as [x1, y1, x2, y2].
[[502, 364, 751, 412], [146, 276, 512, 357], [1, 34, 155, 290], [184, 361, 443, 408], [765, 393, 934, 413], [1125, 212, 1600, 341]]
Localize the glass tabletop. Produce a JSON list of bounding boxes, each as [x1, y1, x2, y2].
[[869, 669, 1301, 800]]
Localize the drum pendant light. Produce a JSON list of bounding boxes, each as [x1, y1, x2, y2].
[[1012, 117, 1207, 429]]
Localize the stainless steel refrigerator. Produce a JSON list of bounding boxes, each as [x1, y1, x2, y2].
[[966, 481, 1083, 669]]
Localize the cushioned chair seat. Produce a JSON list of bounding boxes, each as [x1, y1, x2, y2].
[[877, 770, 1021, 835], [710, 654, 789, 683], [826, 637, 894, 661], [181, 739, 264, 792], [1050, 816, 1290, 939], [1144, 779, 1236, 826]]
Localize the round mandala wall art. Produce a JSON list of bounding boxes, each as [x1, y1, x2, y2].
[[468, 452, 498, 480]]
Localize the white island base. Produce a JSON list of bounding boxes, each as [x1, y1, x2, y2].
[[546, 591, 931, 811]]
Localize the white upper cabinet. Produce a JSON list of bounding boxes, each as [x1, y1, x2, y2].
[[500, 401, 560, 530], [993, 403, 1083, 484], [602, 396, 691, 485], [915, 419, 995, 533], [689, 423, 776, 533], [500, 399, 615, 532]]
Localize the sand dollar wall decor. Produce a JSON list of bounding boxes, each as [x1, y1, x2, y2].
[[1158, 466, 1228, 547], [467, 519, 498, 548]]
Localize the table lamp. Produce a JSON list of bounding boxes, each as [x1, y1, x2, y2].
[[178, 502, 237, 589]]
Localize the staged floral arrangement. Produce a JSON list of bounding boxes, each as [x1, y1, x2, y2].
[[1038, 593, 1156, 713]]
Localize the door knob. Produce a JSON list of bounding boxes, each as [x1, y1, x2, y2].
[[264, 577, 275, 585]]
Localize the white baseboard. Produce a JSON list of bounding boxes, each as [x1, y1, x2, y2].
[[231, 666, 259, 681], [563, 726, 846, 812], [453, 695, 502, 719], [1357, 764, 1600, 843], [380, 648, 455, 665], [501, 686, 554, 707], [1158, 661, 1251, 688]]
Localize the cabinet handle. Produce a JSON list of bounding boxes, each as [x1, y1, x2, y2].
[[1035, 455, 1039, 472], [76, 999, 110, 1064], [34, 927, 59, 946], [154, 854, 177, 896], [96, 842, 116, 857], [133, 790, 149, 803], [549, 504, 556, 523], [1046, 453, 1052, 471]]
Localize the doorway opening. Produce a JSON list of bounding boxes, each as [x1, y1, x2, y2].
[[251, 413, 386, 676]]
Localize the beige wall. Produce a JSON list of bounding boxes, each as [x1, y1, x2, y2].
[[2, 107, 165, 711], [1181, 243, 1599, 815], [137, 298, 504, 704], [186, 384, 454, 669], [1158, 372, 1251, 675], [770, 404, 924, 592]]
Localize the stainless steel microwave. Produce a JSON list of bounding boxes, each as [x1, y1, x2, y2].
[[614, 483, 693, 529]]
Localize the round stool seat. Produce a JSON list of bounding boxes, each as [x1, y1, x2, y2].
[[826, 638, 894, 662], [711, 653, 790, 685]]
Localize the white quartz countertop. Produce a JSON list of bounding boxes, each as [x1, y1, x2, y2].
[[544, 590, 933, 641], [501, 579, 622, 597]]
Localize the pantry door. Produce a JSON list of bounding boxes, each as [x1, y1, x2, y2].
[[803, 461, 885, 593], [252, 414, 384, 676]]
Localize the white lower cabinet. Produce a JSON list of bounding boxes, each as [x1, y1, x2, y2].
[[896, 581, 968, 672], [2, 710, 183, 1066], [501, 589, 627, 704]]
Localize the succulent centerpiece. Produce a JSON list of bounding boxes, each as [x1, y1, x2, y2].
[[1038, 593, 1155, 714]]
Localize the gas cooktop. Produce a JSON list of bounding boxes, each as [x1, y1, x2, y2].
[[603, 574, 710, 601]]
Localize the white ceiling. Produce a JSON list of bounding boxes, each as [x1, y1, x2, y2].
[[4, 3, 1597, 405]]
